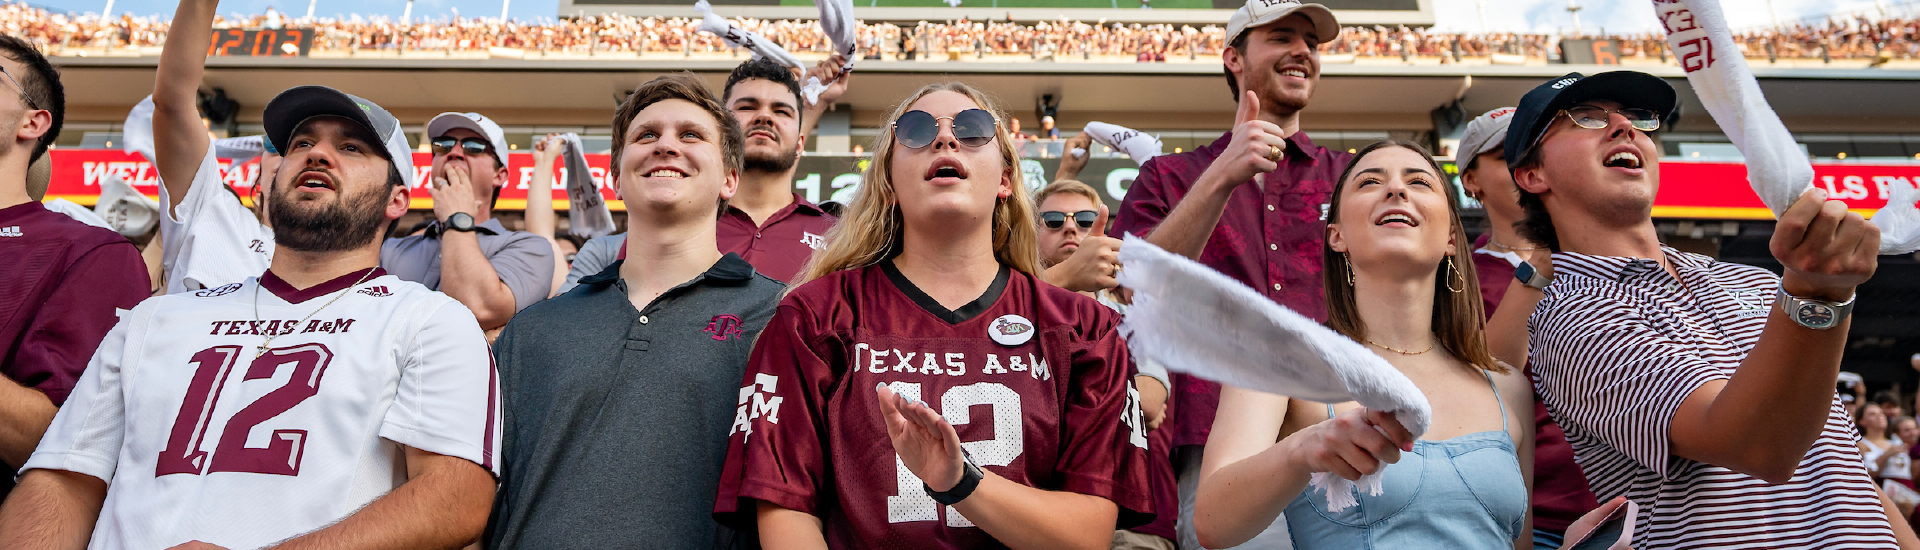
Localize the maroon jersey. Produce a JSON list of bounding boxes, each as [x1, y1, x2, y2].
[[714, 261, 1153, 548]]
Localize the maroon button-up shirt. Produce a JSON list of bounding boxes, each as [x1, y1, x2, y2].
[[617, 194, 837, 284], [1113, 131, 1351, 448]]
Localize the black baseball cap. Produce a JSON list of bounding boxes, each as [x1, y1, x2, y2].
[[263, 85, 415, 187], [1503, 71, 1680, 174]]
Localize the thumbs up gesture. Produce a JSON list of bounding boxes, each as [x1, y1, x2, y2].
[[1042, 203, 1125, 293], [1203, 90, 1289, 189]]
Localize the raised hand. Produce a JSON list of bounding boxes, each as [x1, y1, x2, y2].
[[430, 160, 480, 223], [1771, 187, 1880, 301], [876, 384, 966, 491], [531, 133, 565, 167], [1056, 132, 1094, 181], [1047, 203, 1124, 292], [1203, 90, 1289, 189], [1282, 407, 1415, 481]]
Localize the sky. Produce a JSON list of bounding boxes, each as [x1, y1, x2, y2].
[[26, 0, 1913, 31]]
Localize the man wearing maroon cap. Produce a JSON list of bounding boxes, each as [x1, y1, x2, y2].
[[1111, 1, 1346, 547], [0, 34, 149, 501]]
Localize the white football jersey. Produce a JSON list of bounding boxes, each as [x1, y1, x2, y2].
[[158, 143, 274, 294], [24, 268, 500, 549]]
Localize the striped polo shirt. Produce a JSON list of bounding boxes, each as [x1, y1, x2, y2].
[[1528, 246, 1895, 549]]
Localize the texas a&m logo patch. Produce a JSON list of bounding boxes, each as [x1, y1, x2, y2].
[[705, 314, 745, 341]]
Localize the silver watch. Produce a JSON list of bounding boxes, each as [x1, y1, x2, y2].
[[1776, 287, 1854, 330]]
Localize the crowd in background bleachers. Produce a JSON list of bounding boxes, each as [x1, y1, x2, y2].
[[5, 0, 1920, 64]]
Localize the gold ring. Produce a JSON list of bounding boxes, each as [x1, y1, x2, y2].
[[1268, 144, 1283, 162]]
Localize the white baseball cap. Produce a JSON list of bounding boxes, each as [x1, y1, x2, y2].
[[426, 112, 508, 159], [1227, 0, 1339, 45], [1456, 107, 1517, 167]]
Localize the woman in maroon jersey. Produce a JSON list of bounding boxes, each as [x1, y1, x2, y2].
[[712, 82, 1153, 549], [1192, 141, 1536, 549]]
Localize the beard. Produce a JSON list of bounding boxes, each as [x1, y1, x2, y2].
[[742, 124, 799, 173], [269, 170, 392, 253]]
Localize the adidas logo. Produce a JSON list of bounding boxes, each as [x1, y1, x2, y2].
[[0, 226, 20, 237], [195, 283, 243, 297], [357, 286, 393, 297]]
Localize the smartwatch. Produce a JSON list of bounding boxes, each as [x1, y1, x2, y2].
[[1514, 260, 1551, 290], [445, 212, 478, 232], [924, 452, 985, 506], [1776, 288, 1854, 330]]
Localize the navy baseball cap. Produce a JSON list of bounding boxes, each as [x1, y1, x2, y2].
[[1503, 71, 1680, 173]]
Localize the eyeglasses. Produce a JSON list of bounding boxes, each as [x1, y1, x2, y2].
[[1556, 106, 1662, 132], [1039, 210, 1098, 230], [0, 65, 36, 110], [892, 109, 997, 149], [431, 136, 494, 157]]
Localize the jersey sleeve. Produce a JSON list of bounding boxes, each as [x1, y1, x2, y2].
[[490, 232, 558, 313], [157, 143, 270, 293], [1054, 310, 1155, 528], [20, 308, 140, 482], [380, 299, 502, 476], [713, 302, 836, 528], [10, 242, 150, 405], [1528, 287, 1729, 479]]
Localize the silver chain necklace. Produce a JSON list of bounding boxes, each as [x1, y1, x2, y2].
[[251, 269, 378, 358]]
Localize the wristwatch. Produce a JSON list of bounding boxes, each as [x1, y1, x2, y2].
[[445, 212, 478, 232], [1776, 287, 1854, 330], [924, 452, 985, 505], [1514, 260, 1551, 290]]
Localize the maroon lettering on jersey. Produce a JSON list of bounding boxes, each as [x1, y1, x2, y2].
[[713, 264, 1152, 548]]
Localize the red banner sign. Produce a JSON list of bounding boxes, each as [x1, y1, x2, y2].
[[40, 150, 1920, 220]]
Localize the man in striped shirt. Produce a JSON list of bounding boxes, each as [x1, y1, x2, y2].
[[1509, 71, 1918, 549]]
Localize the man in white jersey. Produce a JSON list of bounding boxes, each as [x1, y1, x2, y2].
[[1509, 71, 1918, 548], [0, 10, 499, 547], [150, 0, 273, 294]]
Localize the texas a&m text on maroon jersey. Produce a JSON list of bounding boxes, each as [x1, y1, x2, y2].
[[714, 262, 1153, 548]]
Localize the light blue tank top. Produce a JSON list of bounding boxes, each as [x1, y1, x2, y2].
[[1285, 371, 1527, 549]]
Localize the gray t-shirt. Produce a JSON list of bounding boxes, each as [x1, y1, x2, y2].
[[485, 254, 783, 550], [558, 233, 623, 294], [380, 218, 556, 315]]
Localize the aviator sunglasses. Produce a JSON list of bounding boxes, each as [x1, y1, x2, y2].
[[893, 108, 998, 149], [431, 136, 494, 156], [1040, 210, 1099, 230]]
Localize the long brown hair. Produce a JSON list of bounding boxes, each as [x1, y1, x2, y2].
[[1322, 140, 1503, 373], [793, 82, 1040, 284]]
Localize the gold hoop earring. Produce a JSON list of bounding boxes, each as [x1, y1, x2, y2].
[[1344, 253, 1355, 287], [1446, 255, 1465, 294]]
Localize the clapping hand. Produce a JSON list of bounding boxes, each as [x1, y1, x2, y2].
[[876, 384, 967, 492]]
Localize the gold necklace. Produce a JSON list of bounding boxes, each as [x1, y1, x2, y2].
[[1363, 336, 1435, 355], [1483, 239, 1540, 253], [252, 268, 378, 358]]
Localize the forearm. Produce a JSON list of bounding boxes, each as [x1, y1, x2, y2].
[[0, 469, 107, 550], [948, 473, 1116, 550], [1193, 440, 1310, 549], [0, 379, 56, 468], [1143, 174, 1234, 260], [1881, 487, 1920, 549], [154, 1, 218, 210], [525, 159, 556, 239], [1682, 309, 1851, 479], [756, 502, 829, 550], [1486, 279, 1542, 370], [268, 459, 493, 550], [435, 232, 518, 329], [1135, 375, 1167, 425]]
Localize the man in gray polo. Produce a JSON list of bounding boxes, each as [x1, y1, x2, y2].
[[484, 74, 783, 549], [382, 112, 554, 330]]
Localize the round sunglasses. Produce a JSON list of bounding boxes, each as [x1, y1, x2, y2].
[[893, 109, 998, 149], [1039, 210, 1099, 230]]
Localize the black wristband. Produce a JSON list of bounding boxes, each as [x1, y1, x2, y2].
[[924, 458, 984, 506]]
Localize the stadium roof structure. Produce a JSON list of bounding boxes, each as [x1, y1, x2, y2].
[[556, 0, 1436, 26]]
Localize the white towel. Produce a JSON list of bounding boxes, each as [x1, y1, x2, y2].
[[1115, 236, 1432, 512], [1656, 0, 1919, 254], [801, 0, 858, 105], [694, 0, 805, 70], [559, 133, 617, 240], [213, 135, 267, 165], [1082, 122, 1164, 167]]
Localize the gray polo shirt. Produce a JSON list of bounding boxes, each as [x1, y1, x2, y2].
[[559, 232, 624, 294], [380, 218, 556, 313], [485, 254, 783, 550]]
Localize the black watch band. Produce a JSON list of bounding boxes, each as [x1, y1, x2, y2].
[[445, 212, 478, 232], [924, 457, 984, 506]]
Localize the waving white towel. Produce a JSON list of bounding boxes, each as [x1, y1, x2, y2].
[[1083, 122, 1164, 167], [1655, 0, 1919, 254], [559, 133, 617, 240], [695, 0, 805, 70], [1115, 236, 1432, 512], [122, 96, 156, 161], [801, 0, 858, 105]]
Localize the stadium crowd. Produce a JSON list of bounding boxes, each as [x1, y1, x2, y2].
[[3, 0, 1920, 63], [0, 0, 1916, 549]]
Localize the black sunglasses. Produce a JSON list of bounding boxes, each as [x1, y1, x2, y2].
[[893, 108, 997, 149], [1039, 210, 1098, 230], [431, 136, 494, 157]]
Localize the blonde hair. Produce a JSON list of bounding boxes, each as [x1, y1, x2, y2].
[[794, 82, 1041, 285], [1033, 179, 1102, 210]]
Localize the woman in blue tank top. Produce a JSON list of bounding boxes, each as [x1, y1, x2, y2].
[[1193, 140, 1537, 549]]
